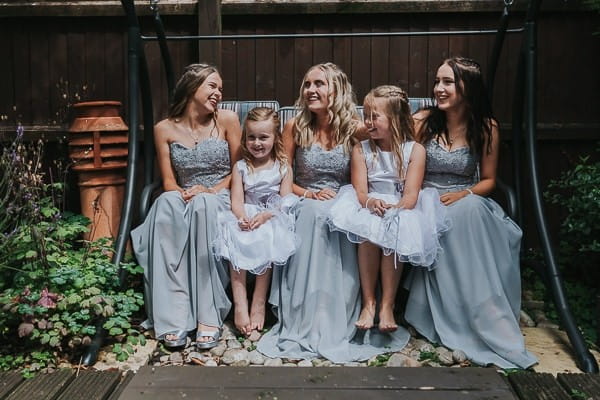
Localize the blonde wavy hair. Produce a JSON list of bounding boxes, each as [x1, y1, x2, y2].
[[363, 85, 415, 179], [241, 107, 287, 174], [293, 62, 359, 153]]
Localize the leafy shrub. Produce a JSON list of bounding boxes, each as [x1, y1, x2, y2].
[[0, 130, 145, 373]]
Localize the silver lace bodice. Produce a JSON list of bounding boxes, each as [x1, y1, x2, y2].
[[169, 138, 231, 189], [294, 144, 351, 192], [423, 140, 479, 193]]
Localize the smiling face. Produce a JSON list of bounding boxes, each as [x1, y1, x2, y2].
[[191, 72, 223, 113], [434, 63, 462, 111], [363, 97, 392, 142], [244, 119, 276, 163], [302, 67, 331, 113]]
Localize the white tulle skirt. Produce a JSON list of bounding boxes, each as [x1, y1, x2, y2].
[[213, 194, 300, 275], [327, 185, 449, 268]]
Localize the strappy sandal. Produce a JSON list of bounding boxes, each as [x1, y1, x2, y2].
[[195, 329, 221, 350], [159, 330, 188, 348]]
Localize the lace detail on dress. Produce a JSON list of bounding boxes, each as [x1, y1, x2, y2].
[[170, 138, 231, 188], [423, 140, 479, 193], [294, 144, 350, 192]]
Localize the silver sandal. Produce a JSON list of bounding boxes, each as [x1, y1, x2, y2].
[[195, 329, 221, 349], [159, 330, 188, 348]]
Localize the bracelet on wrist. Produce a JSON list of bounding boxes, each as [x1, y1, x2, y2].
[[303, 190, 311, 198], [365, 197, 373, 209], [466, 188, 474, 195]]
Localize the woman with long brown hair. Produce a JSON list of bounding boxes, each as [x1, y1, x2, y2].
[[131, 63, 241, 349]]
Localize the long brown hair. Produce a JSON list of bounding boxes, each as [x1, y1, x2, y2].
[[363, 85, 415, 178], [241, 107, 287, 175], [420, 57, 495, 155], [168, 63, 220, 120]]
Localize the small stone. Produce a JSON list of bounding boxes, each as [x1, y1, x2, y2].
[[297, 360, 312, 367], [227, 339, 243, 350], [519, 310, 536, 327], [264, 357, 283, 366], [283, 363, 297, 367], [210, 342, 227, 357], [386, 353, 422, 367], [221, 323, 237, 341], [435, 348, 454, 366], [417, 342, 435, 353], [221, 349, 250, 365], [153, 362, 161, 366], [243, 339, 252, 348], [248, 350, 265, 365], [169, 352, 183, 363], [232, 359, 250, 367], [204, 359, 218, 367], [423, 360, 441, 367], [159, 355, 170, 363], [412, 338, 429, 350], [248, 330, 262, 342], [452, 349, 467, 364]]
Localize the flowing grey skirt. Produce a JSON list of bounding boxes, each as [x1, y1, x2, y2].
[[257, 198, 409, 363], [404, 194, 537, 369], [131, 190, 231, 338]]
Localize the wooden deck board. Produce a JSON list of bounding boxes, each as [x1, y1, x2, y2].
[[508, 372, 571, 400], [56, 370, 121, 400], [0, 371, 23, 399], [107, 371, 135, 400], [5, 369, 73, 400], [118, 366, 518, 399], [556, 373, 600, 399]]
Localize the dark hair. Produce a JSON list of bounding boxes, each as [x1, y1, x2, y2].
[[421, 57, 496, 155], [168, 63, 220, 119]]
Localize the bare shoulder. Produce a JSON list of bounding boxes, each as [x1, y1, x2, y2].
[[410, 141, 426, 157], [217, 108, 240, 125], [154, 118, 176, 139], [412, 109, 431, 123]]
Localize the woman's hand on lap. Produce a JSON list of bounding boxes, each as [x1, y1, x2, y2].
[[439, 190, 468, 206], [314, 188, 336, 200]]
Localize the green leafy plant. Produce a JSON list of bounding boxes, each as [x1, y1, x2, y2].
[[368, 353, 391, 367], [0, 132, 144, 373], [417, 350, 440, 363]]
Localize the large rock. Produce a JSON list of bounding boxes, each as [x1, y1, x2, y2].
[[248, 350, 265, 365], [221, 349, 250, 365], [210, 342, 227, 357], [386, 353, 422, 367], [264, 357, 283, 366], [435, 347, 454, 366]]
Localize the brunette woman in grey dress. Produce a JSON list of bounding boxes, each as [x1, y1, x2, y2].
[[257, 63, 409, 363], [131, 64, 241, 349], [404, 57, 537, 369]]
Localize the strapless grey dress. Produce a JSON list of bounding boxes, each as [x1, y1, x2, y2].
[[131, 138, 232, 338], [257, 144, 409, 362], [404, 140, 537, 369]]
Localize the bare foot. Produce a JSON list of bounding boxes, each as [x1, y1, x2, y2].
[[249, 300, 266, 332], [378, 305, 398, 332], [355, 303, 376, 330], [234, 303, 251, 336]]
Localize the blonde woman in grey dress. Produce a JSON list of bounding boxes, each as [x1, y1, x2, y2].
[[131, 64, 241, 349], [404, 57, 537, 368], [258, 63, 409, 363]]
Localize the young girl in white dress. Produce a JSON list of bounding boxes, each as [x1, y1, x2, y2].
[[328, 85, 448, 332], [213, 107, 298, 336]]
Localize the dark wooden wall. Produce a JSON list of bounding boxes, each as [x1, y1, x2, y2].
[[0, 4, 598, 245]]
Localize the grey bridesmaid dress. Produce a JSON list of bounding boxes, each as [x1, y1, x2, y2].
[[257, 144, 410, 363], [404, 140, 537, 369], [131, 138, 232, 339]]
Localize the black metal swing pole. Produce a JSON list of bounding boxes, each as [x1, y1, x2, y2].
[[523, 0, 599, 373]]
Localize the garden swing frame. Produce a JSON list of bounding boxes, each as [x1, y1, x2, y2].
[[81, 0, 599, 374]]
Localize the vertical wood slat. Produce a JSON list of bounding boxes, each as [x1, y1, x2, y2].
[[12, 21, 31, 122], [85, 27, 105, 101], [332, 16, 351, 89], [30, 22, 50, 125], [426, 14, 449, 95], [67, 26, 86, 112], [508, 372, 571, 400], [236, 20, 256, 101], [312, 14, 334, 67], [255, 15, 276, 100], [369, 17, 390, 92], [408, 15, 428, 98], [48, 23, 68, 126], [293, 16, 313, 99], [389, 14, 410, 94], [0, 20, 15, 121], [221, 19, 237, 101], [274, 16, 295, 106], [198, 0, 222, 67], [351, 19, 371, 102]]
